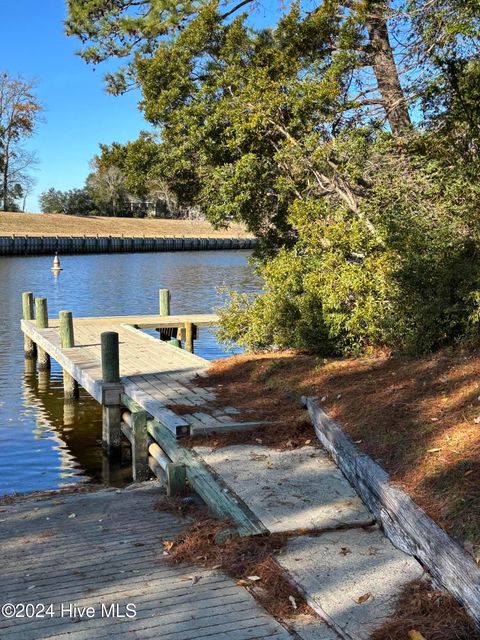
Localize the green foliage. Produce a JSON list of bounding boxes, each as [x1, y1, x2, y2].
[[221, 134, 480, 354], [67, 0, 480, 355], [39, 186, 96, 215], [0, 72, 42, 211], [39, 188, 68, 213]]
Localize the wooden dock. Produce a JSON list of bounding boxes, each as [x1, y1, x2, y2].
[[20, 291, 268, 536], [22, 314, 221, 433], [0, 484, 291, 640]]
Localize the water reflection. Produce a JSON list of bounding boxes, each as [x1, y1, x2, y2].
[[22, 364, 130, 488], [0, 250, 260, 495]]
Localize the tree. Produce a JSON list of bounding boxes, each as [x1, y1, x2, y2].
[[39, 188, 68, 213], [86, 163, 127, 215], [39, 186, 96, 215], [0, 72, 42, 211], [95, 134, 199, 217], [65, 187, 96, 215], [18, 174, 36, 211], [67, 1, 480, 355]]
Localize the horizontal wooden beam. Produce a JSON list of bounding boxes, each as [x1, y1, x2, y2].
[[122, 384, 190, 437], [147, 417, 267, 537], [302, 395, 480, 629], [48, 313, 219, 329], [190, 421, 270, 435]]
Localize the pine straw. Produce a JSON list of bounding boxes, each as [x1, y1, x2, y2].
[[183, 415, 315, 450], [167, 353, 318, 450], [370, 580, 480, 640], [155, 496, 206, 518], [175, 349, 480, 552], [161, 508, 314, 622]]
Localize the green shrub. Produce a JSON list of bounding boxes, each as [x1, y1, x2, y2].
[[219, 136, 480, 355]]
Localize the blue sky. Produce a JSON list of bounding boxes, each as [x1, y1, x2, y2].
[[0, 1, 287, 212], [1, 0, 148, 211]]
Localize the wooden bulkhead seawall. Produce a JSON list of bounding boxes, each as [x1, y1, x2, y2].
[[0, 235, 257, 255]]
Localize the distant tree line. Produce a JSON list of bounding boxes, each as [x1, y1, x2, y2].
[[39, 134, 203, 218]]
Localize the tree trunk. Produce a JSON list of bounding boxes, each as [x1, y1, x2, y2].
[[366, 2, 412, 136], [2, 155, 8, 211]]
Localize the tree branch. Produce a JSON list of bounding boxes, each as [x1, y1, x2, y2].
[[220, 0, 255, 21]]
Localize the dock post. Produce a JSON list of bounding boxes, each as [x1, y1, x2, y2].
[[35, 297, 50, 370], [101, 331, 122, 457], [22, 291, 36, 359], [158, 288, 170, 340], [159, 288, 170, 316], [166, 464, 187, 497], [131, 409, 149, 481], [59, 311, 79, 399], [185, 322, 194, 353]]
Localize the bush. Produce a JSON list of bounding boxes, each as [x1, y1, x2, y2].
[[219, 135, 480, 355]]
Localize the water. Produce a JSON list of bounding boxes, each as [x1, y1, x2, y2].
[[0, 250, 259, 496]]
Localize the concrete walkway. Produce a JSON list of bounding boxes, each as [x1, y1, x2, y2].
[[195, 444, 425, 640], [0, 483, 291, 640]]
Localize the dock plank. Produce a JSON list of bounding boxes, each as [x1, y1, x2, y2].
[[0, 485, 291, 640], [21, 317, 261, 436]]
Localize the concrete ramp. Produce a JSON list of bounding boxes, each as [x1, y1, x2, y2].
[[194, 445, 373, 533], [278, 529, 424, 640]]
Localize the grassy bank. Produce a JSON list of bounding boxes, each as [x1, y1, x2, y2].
[[192, 346, 480, 560], [0, 212, 252, 238]]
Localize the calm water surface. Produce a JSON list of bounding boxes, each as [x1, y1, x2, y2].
[[0, 250, 259, 496]]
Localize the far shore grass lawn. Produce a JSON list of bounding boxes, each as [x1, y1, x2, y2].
[[0, 211, 252, 238], [192, 345, 480, 561]]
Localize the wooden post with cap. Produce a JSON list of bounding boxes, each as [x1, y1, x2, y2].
[[101, 331, 123, 457], [22, 292, 36, 359], [59, 310, 79, 399], [158, 288, 171, 340], [35, 297, 50, 371]]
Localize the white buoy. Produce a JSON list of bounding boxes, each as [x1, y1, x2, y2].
[[51, 252, 63, 272]]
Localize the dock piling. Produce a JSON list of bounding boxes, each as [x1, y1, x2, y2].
[[101, 331, 120, 383], [22, 292, 36, 359], [158, 288, 171, 340], [101, 331, 122, 457], [35, 297, 50, 370], [185, 321, 194, 353], [159, 288, 170, 316], [59, 311, 79, 399], [131, 408, 149, 482], [166, 463, 187, 497]]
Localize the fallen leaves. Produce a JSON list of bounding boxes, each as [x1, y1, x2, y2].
[[408, 631, 426, 640], [356, 593, 371, 604], [180, 575, 201, 585], [237, 575, 261, 585]]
